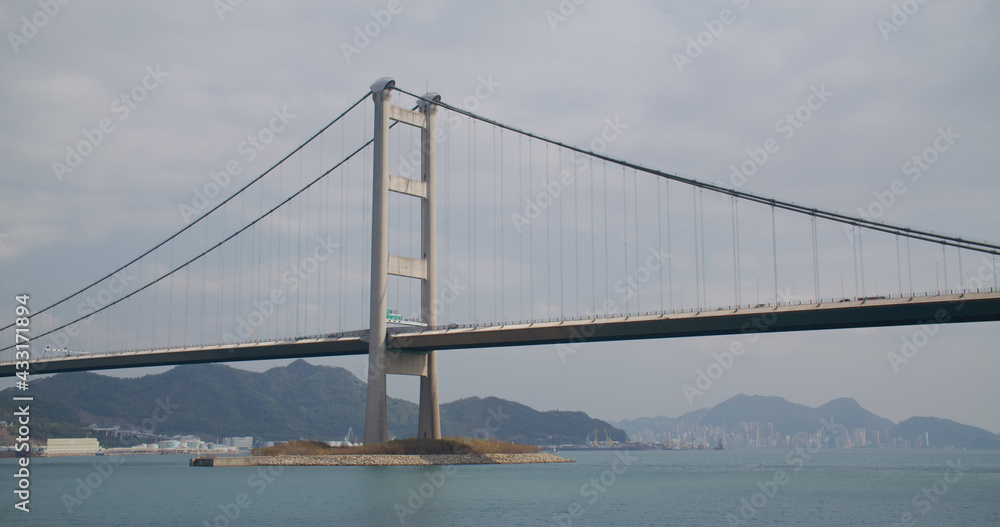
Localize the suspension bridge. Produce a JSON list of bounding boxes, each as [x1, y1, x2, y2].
[[3, 78, 999, 444]]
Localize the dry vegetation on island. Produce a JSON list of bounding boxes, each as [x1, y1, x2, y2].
[[253, 437, 541, 456]]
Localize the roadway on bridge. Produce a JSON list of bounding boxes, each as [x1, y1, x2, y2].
[[2, 292, 998, 377]]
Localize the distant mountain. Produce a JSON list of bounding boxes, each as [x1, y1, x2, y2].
[[699, 395, 818, 437], [0, 360, 625, 445], [816, 398, 894, 432], [0, 360, 408, 441], [891, 417, 1000, 450], [616, 395, 999, 449], [692, 395, 896, 437], [442, 396, 627, 445]]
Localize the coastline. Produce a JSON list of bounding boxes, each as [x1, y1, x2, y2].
[[190, 452, 572, 467]]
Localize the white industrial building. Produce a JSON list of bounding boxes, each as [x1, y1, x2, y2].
[[46, 438, 100, 455]]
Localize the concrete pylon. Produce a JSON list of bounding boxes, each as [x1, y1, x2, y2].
[[363, 79, 441, 444], [417, 92, 441, 440], [363, 77, 393, 446]]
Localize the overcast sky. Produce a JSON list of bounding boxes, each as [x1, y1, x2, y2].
[[2, 1, 998, 434]]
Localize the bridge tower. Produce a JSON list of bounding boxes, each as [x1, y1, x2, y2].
[[364, 78, 441, 444]]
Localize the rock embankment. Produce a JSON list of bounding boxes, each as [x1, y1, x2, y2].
[[191, 452, 570, 467]]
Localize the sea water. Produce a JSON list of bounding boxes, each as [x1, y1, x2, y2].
[[1, 449, 998, 526]]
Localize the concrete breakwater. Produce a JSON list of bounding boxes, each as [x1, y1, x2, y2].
[[191, 452, 571, 467]]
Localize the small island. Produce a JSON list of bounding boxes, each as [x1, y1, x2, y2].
[[190, 438, 572, 467]]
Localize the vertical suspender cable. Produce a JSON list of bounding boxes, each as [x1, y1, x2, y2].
[[105, 284, 112, 351], [666, 180, 673, 311], [560, 150, 565, 318], [659, 179, 665, 312], [297, 153, 304, 335], [603, 161, 610, 312], [735, 198, 741, 306], [528, 138, 533, 321], [471, 120, 477, 322], [990, 256, 1000, 291], [361, 101, 369, 327], [633, 170, 640, 312], [200, 224, 207, 344], [443, 112, 451, 324], [896, 235, 903, 296], [852, 227, 859, 298], [812, 215, 820, 301], [304, 153, 311, 334], [573, 151, 580, 318], [137, 258, 144, 349], [168, 236, 176, 348], [216, 202, 225, 343], [771, 205, 778, 304], [393, 182, 400, 309], [941, 245, 948, 293], [546, 144, 551, 321], [958, 248, 964, 292], [499, 128, 504, 321], [493, 127, 498, 323], [731, 197, 738, 306], [559, 149, 565, 318], [259, 159, 267, 336], [184, 229, 191, 345], [859, 228, 866, 297], [906, 237, 912, 295], [518, 135, 523, 321], [622, 166, 628, 314], [412, 183, 418, 317], [591, 157, 596, 314], [693, 188, 699, 308], [699, 189, 706, 307], [318, 134, 325, 332], [340, 123, 348, 331]]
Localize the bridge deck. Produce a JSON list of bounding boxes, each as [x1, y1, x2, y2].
[[3, 292, 998, 377]]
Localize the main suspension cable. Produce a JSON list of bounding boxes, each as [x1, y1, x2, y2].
[[392, 87, 1000, 256], [2, 91, 373, 333]]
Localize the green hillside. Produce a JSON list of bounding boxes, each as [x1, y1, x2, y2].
[[0, 360, 625, 445]]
